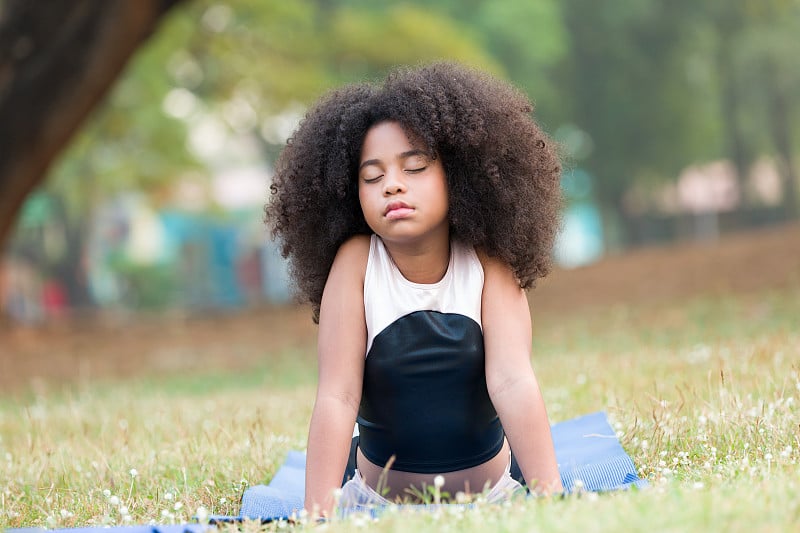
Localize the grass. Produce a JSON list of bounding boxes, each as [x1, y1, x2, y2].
[[2, 286, 799, 531]]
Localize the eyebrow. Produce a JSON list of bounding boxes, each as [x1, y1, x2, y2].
[[359, 149, 429, 171]]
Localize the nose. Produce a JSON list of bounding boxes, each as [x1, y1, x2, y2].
[[383, 169, 407, 195]]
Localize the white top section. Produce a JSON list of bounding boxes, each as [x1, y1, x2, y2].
[[363, 234, 484, 354]]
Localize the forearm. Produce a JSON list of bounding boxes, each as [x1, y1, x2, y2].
[[492, 376, 563, 494], [304, 396, 358, 518]]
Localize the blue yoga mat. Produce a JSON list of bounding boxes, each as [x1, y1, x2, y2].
[[9, 411, 645, 532], [223, 411, 647, 522]]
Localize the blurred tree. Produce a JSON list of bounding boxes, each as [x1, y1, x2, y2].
[[667, 0, 800, 221], [33, 13, 200, 307], [558, 0, 715, 247], [438, 0, 568, 128], [707, 0, 755, 204], [0, 0, 184, 250], [3, 0, 500, 314], [176, 0, 500, 161], [720, 0, 800, 216]]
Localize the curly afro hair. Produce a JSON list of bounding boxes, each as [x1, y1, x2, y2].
[[265, 62, 562, 322]]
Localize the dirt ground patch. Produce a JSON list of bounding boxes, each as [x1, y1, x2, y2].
[[2, 222, 798, 392], [530, 222, 800, 315]]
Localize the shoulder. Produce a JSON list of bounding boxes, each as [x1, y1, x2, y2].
[[337, 234, 371, 259], [475, 248, 520, 288], [328, 234, 371, 282], [475, 249, 531, 339]]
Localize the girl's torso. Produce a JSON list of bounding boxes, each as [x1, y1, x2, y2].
[[356, 438, 509, 500], [356, 234, 506, 500]]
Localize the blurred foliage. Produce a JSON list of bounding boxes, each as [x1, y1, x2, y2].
[[9, 0, 800, 305], [41, 0, 800, 224], [108, 256, 177, 311]]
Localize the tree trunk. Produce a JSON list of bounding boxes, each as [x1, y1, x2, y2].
[[716, 34, 751, 207], [0, 0, 184, 250], [765, 61, 798, 219]]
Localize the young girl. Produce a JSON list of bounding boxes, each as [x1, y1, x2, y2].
[[265, 62, 564, 517]]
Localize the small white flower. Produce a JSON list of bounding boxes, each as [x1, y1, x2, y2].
[[434, 475, 445, 489], [119, 506, 129, 516], [219, 497, 227, 505], [60, 509, 72, 518], [129, 468, 138, 478], [573, 479, 584, 490], [103, 489, 111, 498], [108, 495, 120, 506], [164, 492, 174, 501], [173, 501, 183, 511], [196, 506, 208, 522]]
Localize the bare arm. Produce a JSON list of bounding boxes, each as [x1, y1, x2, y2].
[[304, 236, 369, 518], [480, 253, 563, 495]]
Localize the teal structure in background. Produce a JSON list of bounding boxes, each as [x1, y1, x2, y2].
[[554, 168, 604, 268]]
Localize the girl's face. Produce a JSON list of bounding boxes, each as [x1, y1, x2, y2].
[[358, 121, 449, 247]]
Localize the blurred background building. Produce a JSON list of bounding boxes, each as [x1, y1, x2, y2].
[[1, 0, 798, 323]]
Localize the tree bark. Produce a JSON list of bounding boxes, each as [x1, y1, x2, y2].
[[0, 0, 184, 249], [716, 33, 751, 209], [765, 61, 798, 219]]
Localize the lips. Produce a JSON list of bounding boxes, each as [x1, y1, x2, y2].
[[384, 201, 414, 220]]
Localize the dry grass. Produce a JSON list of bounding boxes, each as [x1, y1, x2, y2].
[[2, 224, 800, 530], [2, 284, 799, 531]]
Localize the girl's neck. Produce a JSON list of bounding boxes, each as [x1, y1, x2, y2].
[[381, 236, 451, 285]]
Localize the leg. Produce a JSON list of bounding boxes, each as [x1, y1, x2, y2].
[[509, 449, 527, 488], [341, 436, 359, 487]]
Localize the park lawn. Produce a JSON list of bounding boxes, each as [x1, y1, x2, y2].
[[1, 286, 798, 532]]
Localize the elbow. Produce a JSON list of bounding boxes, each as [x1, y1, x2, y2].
[[315, 390, 362, 416]]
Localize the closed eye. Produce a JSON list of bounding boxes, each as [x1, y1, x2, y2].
[[406, 167, 426, 173], [363, 175, 383, 183]]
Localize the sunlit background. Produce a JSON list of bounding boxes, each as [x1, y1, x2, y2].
[[2, 0, 798, 324]]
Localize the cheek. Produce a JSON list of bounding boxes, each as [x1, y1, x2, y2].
[[434, 173, 449, 211], [358, 187, 374, 217]]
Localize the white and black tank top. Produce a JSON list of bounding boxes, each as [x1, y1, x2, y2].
[[356, 234, 504, 473]]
